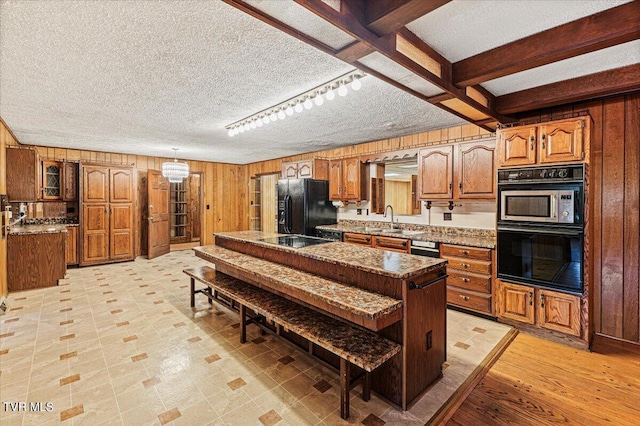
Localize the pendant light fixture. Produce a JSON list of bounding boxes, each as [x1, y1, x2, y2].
[[162, 148, 189, 183]]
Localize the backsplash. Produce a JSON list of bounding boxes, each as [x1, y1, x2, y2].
[[338, 219, 495, 238], [336, 201, 496, 230]]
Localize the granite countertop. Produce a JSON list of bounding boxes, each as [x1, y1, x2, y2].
[[316, 223, 496, 249], [8, 224, 69, 235], [195, 245, 403, 321], [214, 231, 447, 279]]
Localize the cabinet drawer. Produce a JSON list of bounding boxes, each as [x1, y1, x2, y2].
[[343, 232, 372, 246], [447, 288, 493, 315], [440, 244, 491, 261], [374, 236, 410, 253], [448, 271, 491, 293], [444, 257, 491, 274]]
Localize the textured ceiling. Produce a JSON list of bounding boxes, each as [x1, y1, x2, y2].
[[0, 0, 635, 165]]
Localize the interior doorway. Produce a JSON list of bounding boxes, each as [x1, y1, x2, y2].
[[170, 173, 202, 246], [249, 173, 278, 233]]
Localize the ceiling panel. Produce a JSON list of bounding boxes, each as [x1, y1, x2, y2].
[[358, 52, 443, 97], [405, 0, 633, 62], [245, 0, 356, 50], [483, 39, 640, 96]]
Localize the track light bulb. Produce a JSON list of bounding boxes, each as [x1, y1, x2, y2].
[[285, 105, 294, 116], [262, 115, 270, 124], [304, 98, 313, 109], [338, 83, 348, 97], [314, 93, 324, 106], [269, 111, 278, 121], [325, 87, 335, 100], [277, 110, 286, 120], [294, 102, 303, 113], [256, 119, 263, 127], [351, 78, 361, 90]]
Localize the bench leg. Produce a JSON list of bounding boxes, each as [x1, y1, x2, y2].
[[239, 304, 247, 344], [190, 278, 195, 307], [362, 372, 371, 402], [340, 358, 350, 420]]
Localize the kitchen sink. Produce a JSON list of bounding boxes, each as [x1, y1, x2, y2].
[[364, 227, 382, 231], [398, 230, 425, 236], [381, 228, 402, 233]]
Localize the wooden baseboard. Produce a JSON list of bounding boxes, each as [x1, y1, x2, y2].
[[591, 333, 640, 355], [429, 327, 519, 425]]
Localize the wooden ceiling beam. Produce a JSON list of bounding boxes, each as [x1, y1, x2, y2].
[[365, 0, 452, 35], [453, 2, 640, 87], [495, 64, 640, 115], [295, 0, 511, 124]]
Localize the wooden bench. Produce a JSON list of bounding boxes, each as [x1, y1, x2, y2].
[[184, 266, 401, 420]]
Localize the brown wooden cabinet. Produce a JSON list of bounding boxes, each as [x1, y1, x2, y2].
[[441, 243, 494, 315], [42, 160, 63, 200], [419, 140, 496, 201], [8, 232, 66, 291], [373, 235, 410, 253], [418, 145, 453, 199], [81, 165, 134, 266], [343, 232, 372, 246], [497, 118, 588, 167], [6, 147, 41, 201], [63, 161, 78, 201], [281, 159, 329, 180], [65, 226, 78, 265], [328, 157, 367, 201], [496, 280, 581, 337]]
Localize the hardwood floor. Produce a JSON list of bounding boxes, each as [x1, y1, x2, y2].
[[447, 333, 640, 425]]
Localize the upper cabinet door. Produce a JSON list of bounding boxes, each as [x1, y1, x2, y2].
[[110, 168, 133, 203], [83, 166, 109, 203], [342, 157, 361, 200], [297, 160, 313, 178], [42, 160, 63, 200], [418, 145, 453, 199], [498, 125, 537, 167], [539, 118, 584, 164], [281, 162, 298, 179], [328, 160, 342, 200], [63, 162, 78, 201], [456, 140, 496, 199]]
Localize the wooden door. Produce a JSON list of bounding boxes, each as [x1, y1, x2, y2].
[[328, 160, 342, 200], [297, 160, 313, 178], [65, 226, 78, 265], [110, 203, 134, 260], [83, 166, 109, 203], [537, 289, 581, 336], [147, 169, 170, 259], [260, 174, 278, 233], [281, 162, 298, 179], [63, 162, 78, 201], [539, 118, 584, 164], [498, 125, 537, 167], [110, 168, 133, 203], [342, 157, 361, 200], [456, 140, 496, 199], [82, 203, 109, 265], [42, 160, 63, 200], [496, 280, 535, 324], [189, 174, 202, 242], [418, 145, 453, 199]]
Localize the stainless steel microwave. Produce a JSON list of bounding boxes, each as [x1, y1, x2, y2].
[[500, 189, 577, 224]]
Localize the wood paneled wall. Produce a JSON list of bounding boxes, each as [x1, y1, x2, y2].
[[1, 129, 248, 257], [1, 118, 20, 296], [246, 123, 493, 177], [517, 92, 640, 346]]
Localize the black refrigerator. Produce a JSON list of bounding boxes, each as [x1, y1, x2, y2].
[[277, 179, 337, 236]]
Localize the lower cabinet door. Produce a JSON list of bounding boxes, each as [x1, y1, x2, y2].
[[496, 280, 535, 324], [65, 226, 78, 265], [537, 289, 581, 337], [82, 204, 109, 265], [110, 203, 134, 260]]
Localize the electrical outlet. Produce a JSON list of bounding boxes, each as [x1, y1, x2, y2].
[[356, 209, 362, 215], [443, 212, 452, 221], [426, 330, 432, 350]]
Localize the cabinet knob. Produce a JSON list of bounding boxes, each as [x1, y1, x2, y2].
[[540, 293, 545, 308], [462, 277, 470, 283], [529, 291, 533, 306], [459, 295, 470, 301], [460, 249, 469, 255], [461, 263, 469, 268]]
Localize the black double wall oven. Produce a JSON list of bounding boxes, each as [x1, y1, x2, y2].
[[497, 164, 584, 294]]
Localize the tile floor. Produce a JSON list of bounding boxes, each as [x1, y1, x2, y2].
[[0, 250, 512, 425]]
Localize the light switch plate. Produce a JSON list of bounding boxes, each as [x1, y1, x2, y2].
[[443, 212, 452, 221]]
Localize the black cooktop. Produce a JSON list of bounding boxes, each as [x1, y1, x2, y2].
[[259, 235, 333, 248]]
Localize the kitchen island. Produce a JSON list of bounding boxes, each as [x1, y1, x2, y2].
[[194, 231, 448, 410]]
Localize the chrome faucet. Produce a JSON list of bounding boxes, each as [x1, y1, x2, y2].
[[383, 205, 396, 229]]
